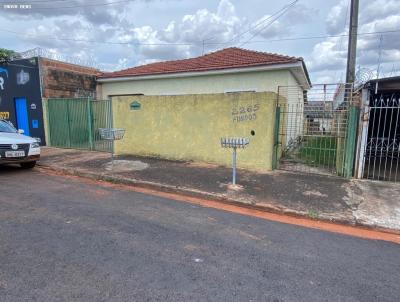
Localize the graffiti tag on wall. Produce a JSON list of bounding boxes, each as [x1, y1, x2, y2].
[[232, 104, 260, 123], [17, 69, 30, 85], [0, 67, 9, 90]]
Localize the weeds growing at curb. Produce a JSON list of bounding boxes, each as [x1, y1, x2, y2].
[[308, 210, 320, 219]]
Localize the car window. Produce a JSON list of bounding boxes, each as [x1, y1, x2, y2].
[[0, 120, 17, 133]]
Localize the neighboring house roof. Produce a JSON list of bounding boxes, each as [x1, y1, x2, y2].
[[98, 47, 311, 87], [366, 76, 400, 84], [304, 101, 333, 119], [364, 76, 400, 92]]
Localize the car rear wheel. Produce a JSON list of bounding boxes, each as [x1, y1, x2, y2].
[[20, 161, 36, 169]]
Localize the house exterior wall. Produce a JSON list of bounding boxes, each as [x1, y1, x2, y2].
[[112, 92, 278, 170], [277, 78, 305, 145], [100, 70, 294, 98], [287, 74, 305, 141]]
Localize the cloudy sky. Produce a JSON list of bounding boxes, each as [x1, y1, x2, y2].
[[0, 0, 399, 83]]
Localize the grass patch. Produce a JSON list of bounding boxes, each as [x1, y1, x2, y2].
[[299, 136, 337, 167], [307, 210, 320, 219]]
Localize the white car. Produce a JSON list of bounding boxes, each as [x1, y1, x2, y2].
[[0, 119, 40, 169]]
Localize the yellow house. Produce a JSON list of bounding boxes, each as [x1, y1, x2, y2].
[[97, 48, 311, 170]]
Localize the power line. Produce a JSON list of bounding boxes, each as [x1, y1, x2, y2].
[[238, 0, 298, 47], [226, 0, 298, 44], [199, 1, 298, 53], [0, 27, 399, 47], [211, 29, 400, 45], [201, 37, 216, 55], [0, 28, 193, 45]]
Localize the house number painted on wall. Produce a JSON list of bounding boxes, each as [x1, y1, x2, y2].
[[0, 112, 10, 119], [232, 104, 259, 123]]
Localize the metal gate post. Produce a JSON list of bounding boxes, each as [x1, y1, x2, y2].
[[86, 97, 94, 151], [356, 88, 370, 178], [110, 99, 114, 154], [272, 106, 281, 169], [43, 99, 51, 146], [66, 100, 72, 148], [344, 105, 360, 178]]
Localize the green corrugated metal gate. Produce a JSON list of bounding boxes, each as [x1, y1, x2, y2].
[[46, 98, 112, 152]]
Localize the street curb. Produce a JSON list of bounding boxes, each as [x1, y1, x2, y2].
[[37, 163, 400, 235]]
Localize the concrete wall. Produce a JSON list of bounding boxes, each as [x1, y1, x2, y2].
[[100, 70, 293, 98], [112, 92, 278, 170]]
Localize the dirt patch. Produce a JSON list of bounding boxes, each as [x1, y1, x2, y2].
[[104, 160, 149, 172], [186, 162, 220, 169], [302, 190, 328, 198]]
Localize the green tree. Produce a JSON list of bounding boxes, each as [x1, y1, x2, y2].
[[0, 48, 20, 61]]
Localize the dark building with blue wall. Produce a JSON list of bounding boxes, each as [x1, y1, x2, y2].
[[0, 58, 46, 144]]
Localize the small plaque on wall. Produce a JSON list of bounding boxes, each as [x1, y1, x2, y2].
[[130, 101, 141, 110]]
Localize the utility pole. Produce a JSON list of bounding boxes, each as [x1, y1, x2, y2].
[[345, 0, 359, 85], [343, 0, 360, 179]]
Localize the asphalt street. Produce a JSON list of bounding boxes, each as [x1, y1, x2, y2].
[[0, 166, 399, 302]]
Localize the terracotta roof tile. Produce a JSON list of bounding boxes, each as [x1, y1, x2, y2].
[[99, 47, 302, 79]]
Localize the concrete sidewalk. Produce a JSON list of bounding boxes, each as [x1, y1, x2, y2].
[[39, 147, 400, 232]]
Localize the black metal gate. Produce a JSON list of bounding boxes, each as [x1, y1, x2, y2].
[[359, 92, 400, 182]]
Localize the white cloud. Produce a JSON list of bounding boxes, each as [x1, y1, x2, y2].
[[130, 0, 244, 63], [158, 0, 242, 44], [246, 3, 316, 40], [308, 36, 347, 71], [307, 0, 400, 82], [248, 15, 283, 39], [217, 0, 236, 20], [361, 0, 400, 23], [133, 25, 192, 63], [326, 0, 348, 35]]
